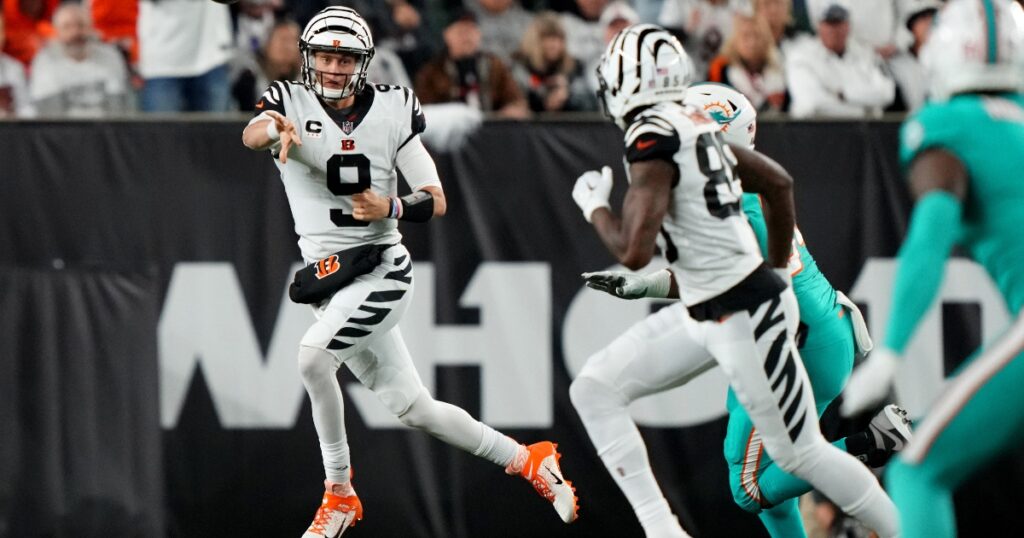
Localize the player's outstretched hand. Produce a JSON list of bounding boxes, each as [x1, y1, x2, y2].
[[840, 348, 899, 417], [582, 271, 648, 300], [572, 166, 613, 223], [352, 189, 390, 222], [265, 110, 302, 163]]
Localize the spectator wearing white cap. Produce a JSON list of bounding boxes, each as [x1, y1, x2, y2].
[[807, 0, 903, 60], [785, 2, 895, 118], [887, 0, 940, 111], [475, 0, 533, 66], [584, 1, 639, 97]]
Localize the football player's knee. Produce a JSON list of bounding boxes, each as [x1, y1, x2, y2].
[[730, 484, 765, 514], [570, 374, 628, 420], [374, 368, 424, 417], [297, 345, 337, 384], [395, 388, 435, 429]]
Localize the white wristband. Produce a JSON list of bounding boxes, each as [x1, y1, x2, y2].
[[643, 269, 672, 298], [265, 120, 281, 141]]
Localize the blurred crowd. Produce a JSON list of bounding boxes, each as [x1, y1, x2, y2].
[[0, 0, 1007, 120]]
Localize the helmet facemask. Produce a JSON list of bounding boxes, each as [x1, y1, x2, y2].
[[301, 46, 374, 101]]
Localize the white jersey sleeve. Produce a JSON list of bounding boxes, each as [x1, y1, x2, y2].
[[625, 103, 764, 306], [248, 80, 292, 153], [389, 86, 440, 191]]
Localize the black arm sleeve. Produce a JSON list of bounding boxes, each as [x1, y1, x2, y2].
[[398, 190, 434, 223]]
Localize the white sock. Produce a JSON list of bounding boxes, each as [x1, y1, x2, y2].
[[297, 346, 351, 484], [472, 426, 523, 469], [320, 439, 351, 484]]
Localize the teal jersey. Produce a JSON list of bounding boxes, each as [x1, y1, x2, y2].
[[741, 194, 837, 325], [900, 94, 1024, 313]]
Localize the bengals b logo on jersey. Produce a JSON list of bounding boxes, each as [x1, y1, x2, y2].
[[315, 255, 341, 279]]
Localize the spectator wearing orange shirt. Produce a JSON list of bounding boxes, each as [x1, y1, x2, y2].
[[90, 0, 138, 65], [1, 0, 57, 67], [0, 11, 35, 117]]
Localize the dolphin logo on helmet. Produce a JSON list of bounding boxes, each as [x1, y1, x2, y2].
[[685, 82, 759, 149], [299, 7, 376, 101]]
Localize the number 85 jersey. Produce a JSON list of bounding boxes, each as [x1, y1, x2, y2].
[[625, 102, 763, 306], [249, 81, 435, 262]]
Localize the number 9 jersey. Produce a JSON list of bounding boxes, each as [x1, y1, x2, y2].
[[626, 102, 763, 306], [248, 80, 436, 262]]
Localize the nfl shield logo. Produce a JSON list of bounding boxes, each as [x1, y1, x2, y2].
[[341, 121, 355, 135]]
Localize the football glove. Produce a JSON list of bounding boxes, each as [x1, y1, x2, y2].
[[840, 348, 899, 417], [572, 166, 613, 223], [582, 269, 672, 299]]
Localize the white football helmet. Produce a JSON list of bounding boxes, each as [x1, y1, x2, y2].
[[685, 82, 758, 149], [921, 0, 1024, 101], [300, 7, 375, 100], [596, 24, 693, 129]]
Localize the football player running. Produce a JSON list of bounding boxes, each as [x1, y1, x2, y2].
[[569, 24, 900, 538], [841, 1, 1024, 536], [241, 7, 578, 537], [576, 81, 912, 538]]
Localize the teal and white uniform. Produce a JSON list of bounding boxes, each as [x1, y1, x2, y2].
[[885, 93, 1024, 538], [723, 194, 856, 537]]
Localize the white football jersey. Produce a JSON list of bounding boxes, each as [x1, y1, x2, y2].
[[624, 101, 763, 306], [249, 81, 435, 262]]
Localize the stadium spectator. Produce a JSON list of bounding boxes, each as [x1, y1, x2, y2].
[[137, 0, 233, 112], [0, 12, 34, 117], [785, 3, 894, 118], [235, 0, 278, 64], [632, 0, 666, 24], [887, 0, 939, 112], [29, 3, 129, 117], [231, 18, 301, 112], [560, 0, 607, 70], [754, 0, 802, 58], [708, 11, 787, 111], [659, 0, 735, 78], [584, 1, 638, 98], [415, 9, 528, 118], [367, 44, 413, 88], [511, 12, 595, 113], [599, 1, 640, 44], [365, 0, 433, 84], [475, 0, 532, 66], [90, 0, 138, 67], [1, 0, 57, 67], [807, 0, 901, 60]]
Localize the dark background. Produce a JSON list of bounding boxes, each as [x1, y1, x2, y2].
[[1, 119, 1021, 537]]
